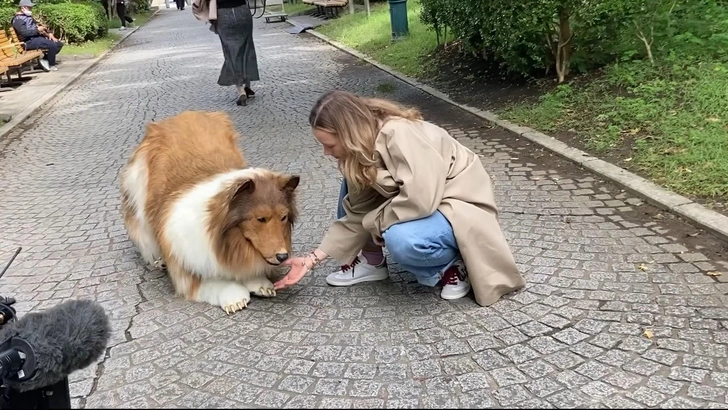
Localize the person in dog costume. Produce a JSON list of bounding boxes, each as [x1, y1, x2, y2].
[[274, 90, 525, 304]]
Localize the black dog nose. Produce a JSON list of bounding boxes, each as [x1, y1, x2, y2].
[[276, 253, 289, 262]]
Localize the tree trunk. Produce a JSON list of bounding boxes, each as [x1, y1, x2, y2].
[[555, 6, 572, 83]]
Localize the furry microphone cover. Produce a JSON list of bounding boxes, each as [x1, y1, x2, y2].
[[0, 298, 111, 392]]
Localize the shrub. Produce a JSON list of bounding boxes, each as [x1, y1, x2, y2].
[[37, 2, 109, 43], [418, 0, 692, 82], [131, 0, 150, 13], [1, 1, 108, 44]]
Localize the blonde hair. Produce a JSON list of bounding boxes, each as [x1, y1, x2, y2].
[[309, 90, 422, 192]]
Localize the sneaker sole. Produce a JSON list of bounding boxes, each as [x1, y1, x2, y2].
[[326, 271, 389, 286], [441, 284, 472, 300]]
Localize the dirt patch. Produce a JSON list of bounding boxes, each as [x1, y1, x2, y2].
[[421, 45, 548, 110]]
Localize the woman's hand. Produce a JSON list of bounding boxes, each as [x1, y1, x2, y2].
[[274, 257, 310, 290]]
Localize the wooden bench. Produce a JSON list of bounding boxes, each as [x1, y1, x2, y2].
[[9, 27, 49, 56], [0, 30, 46, 86], [312, 0, 348, 19]]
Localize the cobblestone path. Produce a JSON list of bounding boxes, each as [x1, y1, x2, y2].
[[2, 8, 728, 409]]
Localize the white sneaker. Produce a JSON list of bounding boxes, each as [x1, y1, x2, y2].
[[440, 260, 471, 300], [326, 254, 389, 286], [38, 58, 50, 72]]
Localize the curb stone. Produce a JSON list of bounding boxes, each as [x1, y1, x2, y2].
[[0, 7, 162, 145], [291, 23, 728, 244]]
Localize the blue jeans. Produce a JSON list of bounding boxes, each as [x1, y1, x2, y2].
[[25, 37, 64, 66], [337, 179, 461, 287]]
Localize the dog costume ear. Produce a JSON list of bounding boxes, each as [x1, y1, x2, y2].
[[222, 178, 255, 233], [231, 178, 255, 201], [279, 174, 300, 192]]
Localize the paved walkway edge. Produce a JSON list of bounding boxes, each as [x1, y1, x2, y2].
[[0, 10, 161, 144], [295, 26, 728, 243]]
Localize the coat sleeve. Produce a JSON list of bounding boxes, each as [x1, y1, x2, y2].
[[318, 185, 384, 264], [374, 124, 448, 233], [12, 16, 39, 40]]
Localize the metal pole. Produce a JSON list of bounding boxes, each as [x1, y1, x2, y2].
[[365, 0, 370, 16], [388, 0, 408, 40]]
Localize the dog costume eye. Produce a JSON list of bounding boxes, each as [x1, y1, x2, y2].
[[257, 217, 267, 223]]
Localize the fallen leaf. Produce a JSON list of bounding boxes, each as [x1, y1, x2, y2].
[[707, 117, 720, 122], [643, 329, 654, 339], [652, 213, 664, 220], [638, 264, 649, 272], [706, 271, 723, 276], [687, 232, 700, 237]]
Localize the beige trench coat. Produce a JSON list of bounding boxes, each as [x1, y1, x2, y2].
[[318, 117, 525, 306]]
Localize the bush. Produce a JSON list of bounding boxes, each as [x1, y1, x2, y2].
[[131, 0, 150, 13], [418, 0, 695, 82], [0, 1, 108, 44], [37, 2, 108, 43]]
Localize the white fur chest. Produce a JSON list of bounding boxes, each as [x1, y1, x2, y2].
[[162, 168, 264, 278]]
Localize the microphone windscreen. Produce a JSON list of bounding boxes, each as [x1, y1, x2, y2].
[[0, 299, 111, 392]]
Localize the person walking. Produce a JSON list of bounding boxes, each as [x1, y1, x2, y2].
[[273, 90, 526, 305], [115, 0, 135, 30], [215, 0, 259, 106]]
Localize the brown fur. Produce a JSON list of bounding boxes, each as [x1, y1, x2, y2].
[[120, 110, 300, 307]]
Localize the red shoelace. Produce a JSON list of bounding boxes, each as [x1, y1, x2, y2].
[[441, 265, 466, 286]]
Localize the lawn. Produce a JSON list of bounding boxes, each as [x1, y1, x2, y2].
[[316, 0, 444, 78], [59, 33, 122, 57], [284, 2, 316, 16], [60, 8, 157, 57], [498, 3, 728, 202]]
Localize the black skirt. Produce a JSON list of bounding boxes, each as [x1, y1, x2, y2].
[[216, 4, 260, 86]]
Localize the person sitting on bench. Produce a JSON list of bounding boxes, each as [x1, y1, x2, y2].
[[11, 0, 63, 72]]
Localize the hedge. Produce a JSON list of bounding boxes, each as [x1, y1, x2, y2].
[[0, 0, 108, 44]]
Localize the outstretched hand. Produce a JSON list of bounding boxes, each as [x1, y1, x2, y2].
[[274, 257, 309, 290]]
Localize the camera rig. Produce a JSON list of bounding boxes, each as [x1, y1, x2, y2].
[[0, 247, 72, 410]]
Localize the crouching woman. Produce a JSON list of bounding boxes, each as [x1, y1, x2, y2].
[[274, 90, 525, 305]]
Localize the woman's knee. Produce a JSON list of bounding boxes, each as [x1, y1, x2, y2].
[[383, 213, 459, 267]]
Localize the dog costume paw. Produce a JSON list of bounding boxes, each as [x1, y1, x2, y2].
[[215, 283, 251, 314], [242, 276, 277, 298]]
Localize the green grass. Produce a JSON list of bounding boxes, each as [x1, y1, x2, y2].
[[59, 33, 121, 57], [317, 0, 443, 78], [61, 8, 156, 57], [284, 2, 316, 16], [501, 57, 728, 201]]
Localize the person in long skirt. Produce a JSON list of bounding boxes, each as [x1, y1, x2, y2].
[[215, 0, 259, 106]]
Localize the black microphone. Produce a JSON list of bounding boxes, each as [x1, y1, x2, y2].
[[0, 299, 111, 392]]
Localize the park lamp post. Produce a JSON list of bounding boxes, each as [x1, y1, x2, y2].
[[388, 0, 409, 40]]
